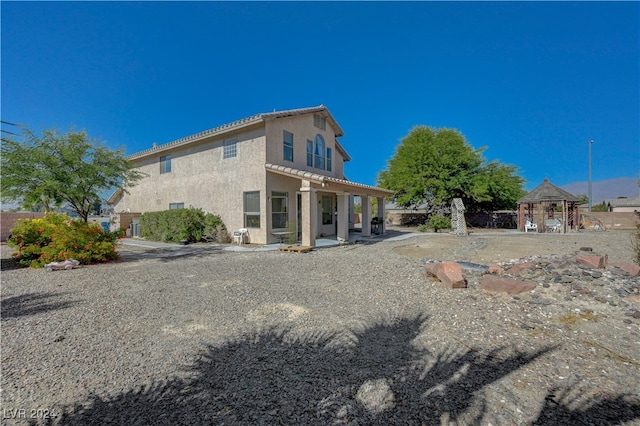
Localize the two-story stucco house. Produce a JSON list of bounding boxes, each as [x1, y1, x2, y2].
[[109, 105, 392, 246]]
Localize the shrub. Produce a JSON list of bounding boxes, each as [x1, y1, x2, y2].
[[284, 221, 298, 244], [139, 208, 228, 243], [429, 214, 451, 233], [417, 224, 429, 232], [7, 213, 119, 268]]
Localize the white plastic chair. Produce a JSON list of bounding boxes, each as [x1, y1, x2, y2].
[[525, 219, 538, 233], [233, 228, 248, 245]]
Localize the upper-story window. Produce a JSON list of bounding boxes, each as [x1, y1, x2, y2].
[[160, 155, 171, 174], [283, 130, 294, 162], [314, 114, 326, 130], [326, 147, 332, 172], [223, 138, 237, 159], [314, 135, 325, 170], [306, 140, 313, 167]]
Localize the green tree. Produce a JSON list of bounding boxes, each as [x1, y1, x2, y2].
[[1, 127, 145, 221], [377, 126, 525, 213]]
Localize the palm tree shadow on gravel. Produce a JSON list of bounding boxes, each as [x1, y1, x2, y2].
[[1, 292, 79, 320], [46, 315, 640, 425]]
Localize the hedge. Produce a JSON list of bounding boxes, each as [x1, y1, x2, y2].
[[139, 208, 228, 243]]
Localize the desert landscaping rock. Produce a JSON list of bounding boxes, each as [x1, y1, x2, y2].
[[610, 262, 640, 278], [479, 275, 537, 295], [575, 254, 608, 269], [424, 260, 466, 288], [1, 229, 639, 425]]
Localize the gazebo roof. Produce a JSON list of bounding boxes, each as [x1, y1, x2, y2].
[[519, 178, 579, 203]]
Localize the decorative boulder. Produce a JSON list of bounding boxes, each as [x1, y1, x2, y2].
[[425, 261, 467, 289], [480, 275, 536, 295], [575, 254, 608, 269]]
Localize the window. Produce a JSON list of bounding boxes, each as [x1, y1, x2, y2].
[[283, 131, 294, 162], [321, 195, 333, 225], [314, 114, 326, 130], [243, 191, 260, 228], [224, 139, 237, 159], [169, 203, 184, 210], [326, 147, 332, 172], [314, 135, 325, 170], [271, 191, 288, 229], [306, 140, 313, 167], [160, 155, 171, 174]]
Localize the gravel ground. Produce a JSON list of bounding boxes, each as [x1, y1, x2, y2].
[[1, 230, 639, 425]]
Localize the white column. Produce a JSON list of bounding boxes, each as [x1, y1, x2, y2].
[[361, 195, 371, 237], [300, 181, 317, 247], [337, 192, 350, 242]]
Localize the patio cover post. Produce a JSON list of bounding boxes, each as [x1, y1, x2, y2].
[[337, 192, 350, 242], [300, 180, 317, 247], [361, 195, 371, 237]]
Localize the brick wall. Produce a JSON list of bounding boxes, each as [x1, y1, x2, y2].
[[1, 212, 46, 242]]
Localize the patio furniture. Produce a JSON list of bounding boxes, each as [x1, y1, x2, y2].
[[545, 219, 562, 233], [525, 220, 538, 233], [272, 231, 294, 244], [233, 228, 248, 245]]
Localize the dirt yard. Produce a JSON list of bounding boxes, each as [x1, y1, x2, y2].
[[392, 228, 636, 265]]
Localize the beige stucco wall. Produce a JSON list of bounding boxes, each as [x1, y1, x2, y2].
[[114, 111, 351, 245], [114, 125, 270, 243], [264, 114, 346, 179]]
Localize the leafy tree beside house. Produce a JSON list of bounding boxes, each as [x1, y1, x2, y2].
[[1, 127, 144, 222], [377, 126, 525, 213]]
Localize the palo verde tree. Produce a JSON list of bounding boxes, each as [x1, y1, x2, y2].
[[377, 126, 525, 213], [1, 127, 145, 221]]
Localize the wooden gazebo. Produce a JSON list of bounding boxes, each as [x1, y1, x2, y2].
[[517, 178, 580, 233]]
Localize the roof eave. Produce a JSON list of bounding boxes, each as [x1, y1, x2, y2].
[[127, 116, 264, 161]]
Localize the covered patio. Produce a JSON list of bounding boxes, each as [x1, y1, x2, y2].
[[265, 164, 393, 247], [517, 178, 580, 233]]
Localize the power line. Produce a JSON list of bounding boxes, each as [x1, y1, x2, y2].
[[1, 120, 19, 135]]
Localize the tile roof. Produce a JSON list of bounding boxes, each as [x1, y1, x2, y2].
[[264, 163, 393, 196], [519, 178, 580, 203], [128, 105, 348, 160]]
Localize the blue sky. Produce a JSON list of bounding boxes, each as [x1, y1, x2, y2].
[[2, 1, 638, 193]]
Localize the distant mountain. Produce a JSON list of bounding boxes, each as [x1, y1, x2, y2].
[[561, 177, 639, 204]]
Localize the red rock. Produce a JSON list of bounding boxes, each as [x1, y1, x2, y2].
[[609, 262, 640, 277], [575, 254, 608, 269], [425, 261, 466, 289], [505, 262, 534, 275], [487, 264, 504, 274], [480, 275, 537, 295]]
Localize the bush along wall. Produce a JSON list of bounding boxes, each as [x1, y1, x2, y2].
[[7, 213, 121, 268], [139, 208, 229, 243]]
